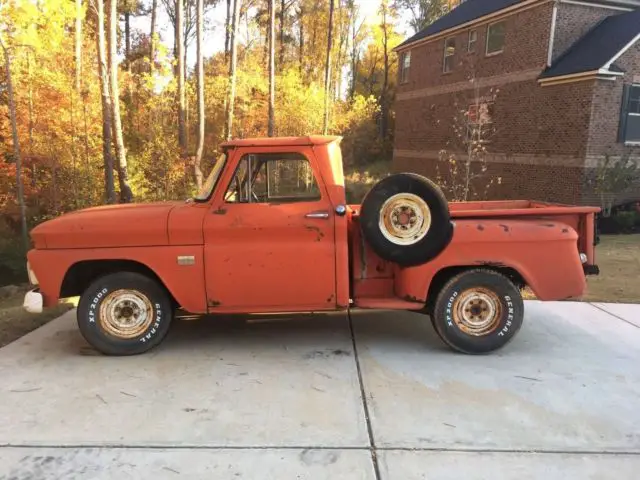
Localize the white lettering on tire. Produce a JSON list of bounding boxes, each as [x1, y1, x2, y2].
[[88, 288, 109, 323], [139, 304, 162, 343], [497, 295, 514, 337], [445, 291, 458, 328]]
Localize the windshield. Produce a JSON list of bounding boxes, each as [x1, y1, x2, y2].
[[194, 153, 227, 202]]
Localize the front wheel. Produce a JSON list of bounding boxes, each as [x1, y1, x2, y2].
[[430, 269, 524, 354], [77, 272, 173, 355]]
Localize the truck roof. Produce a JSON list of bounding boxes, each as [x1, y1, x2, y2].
[[220, 135, 342, 148]]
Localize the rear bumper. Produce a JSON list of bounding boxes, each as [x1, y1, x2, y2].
[[584, 264, 600, 276], [23, 289, 43, 314]]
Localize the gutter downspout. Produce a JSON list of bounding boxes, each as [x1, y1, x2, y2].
[[547, 0, 558, 66]]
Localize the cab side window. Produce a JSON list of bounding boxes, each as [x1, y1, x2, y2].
[[225, 153, 321, 203]]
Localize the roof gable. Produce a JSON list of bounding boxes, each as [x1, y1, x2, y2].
[[540, 9, 640, 79]]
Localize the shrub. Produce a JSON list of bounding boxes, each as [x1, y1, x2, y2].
[[614, 211, 639, 233]]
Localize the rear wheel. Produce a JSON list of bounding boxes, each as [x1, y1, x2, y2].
[[430, 269, 524, 354], [360, 173, 452, 267], [77, 272, 173, 355]]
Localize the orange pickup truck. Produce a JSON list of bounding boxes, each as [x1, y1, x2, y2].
[[24, 136, 600, 355]]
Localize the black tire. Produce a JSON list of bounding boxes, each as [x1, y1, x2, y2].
[[77, 272, 173, 355], [431, 269, 524, 354], [360, 173, 453, 267]]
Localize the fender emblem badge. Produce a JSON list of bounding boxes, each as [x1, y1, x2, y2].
[[177, 256, 196, 266]]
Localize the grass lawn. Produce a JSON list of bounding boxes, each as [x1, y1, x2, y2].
[[0, 287, 73, 348], [583, 234, 640, 304]]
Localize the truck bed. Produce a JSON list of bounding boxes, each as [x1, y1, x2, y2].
[[448, 200, 600, 218], [348, 200, 600, 307]]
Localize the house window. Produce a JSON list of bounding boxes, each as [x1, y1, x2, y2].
[[400, 51, 411, 83], [619, 84, 640, 144], [486, 21, 505, 55], [466, 101, 495, 143], [468, 30, 477, 53], [443, 37, 456, 73]]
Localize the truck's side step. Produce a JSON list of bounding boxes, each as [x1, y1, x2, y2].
[[354, 298, 425, 310]]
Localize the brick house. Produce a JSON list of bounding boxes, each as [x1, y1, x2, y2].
[[393, 0, 640, 204]]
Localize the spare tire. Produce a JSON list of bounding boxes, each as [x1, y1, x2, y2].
[[360, 173, 453, 267]]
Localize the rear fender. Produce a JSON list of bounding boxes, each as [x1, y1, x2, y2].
[[396, 219, 586, 302]]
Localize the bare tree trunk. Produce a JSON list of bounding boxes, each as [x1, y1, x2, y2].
[[323, 0, 335, 135], [177, 0, 187, 154], [150, 0, 157, 71], [225, 0, 231, 59], [75, 0, 83, 93], [96, 0, 116, 204], [349, 8, 363, 100], [194, 0, 205, 189], [335, 4, 349, 101], [379, 0, 390, 141], [298, 3, 304, 76], [27, 53, 37, 188], [125, 8, 131, 69], [0, 40, 29, 252], [109, 0, 134, 202], [268, 0, 276, 136], [278, 0, 285, 67], [225, 0, 241, 140]]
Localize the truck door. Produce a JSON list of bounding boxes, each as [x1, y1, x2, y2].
[[202, 147, 337, 312]]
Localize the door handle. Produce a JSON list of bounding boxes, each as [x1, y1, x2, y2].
[[305, 211, 330, 219]]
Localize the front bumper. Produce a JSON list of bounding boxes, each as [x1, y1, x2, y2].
[[23, 289, 43, 314]]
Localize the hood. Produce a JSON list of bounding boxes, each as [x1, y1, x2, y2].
[[31, 202, 181, 249]]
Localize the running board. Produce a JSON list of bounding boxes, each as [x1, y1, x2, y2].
[[353, 298, 425, 310]]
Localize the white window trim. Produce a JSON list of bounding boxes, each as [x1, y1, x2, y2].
[[468, 29, 477, 53], [443, 37, 456, 73], [400, 51, 411, 83], [623, 86, 640, 144], [485, 21, 505, 56]]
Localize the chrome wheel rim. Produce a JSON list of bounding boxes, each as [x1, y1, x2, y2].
[[453, 288, 502, 336], [378, 193, 431, 246], [99, 289, 154, 339]]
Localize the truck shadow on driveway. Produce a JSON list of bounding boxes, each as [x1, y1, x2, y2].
[[155, 310, 448, 356]]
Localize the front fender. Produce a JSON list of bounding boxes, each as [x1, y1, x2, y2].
[[28, 246, 207, 313], [396, 219, 586, 302]]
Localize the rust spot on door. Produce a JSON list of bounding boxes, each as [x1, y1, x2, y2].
[[304, 225, 324, 242], [477, 224, 485, 231], [212, 208, 227, 215]]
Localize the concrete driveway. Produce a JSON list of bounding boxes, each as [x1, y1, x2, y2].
[[0, 301, 639, 479]]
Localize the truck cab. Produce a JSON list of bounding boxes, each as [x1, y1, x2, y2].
[[25, 136, 600, 356]]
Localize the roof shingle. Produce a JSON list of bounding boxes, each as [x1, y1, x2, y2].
[[396, 0, 523, 49]]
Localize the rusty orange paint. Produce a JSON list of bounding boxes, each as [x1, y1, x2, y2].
[[26, 136, 599, 315]]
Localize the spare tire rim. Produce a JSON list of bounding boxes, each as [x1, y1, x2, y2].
[[100, 289, 154, 339], [378, 193, 432, 246], [453, 287, 502, 336]]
